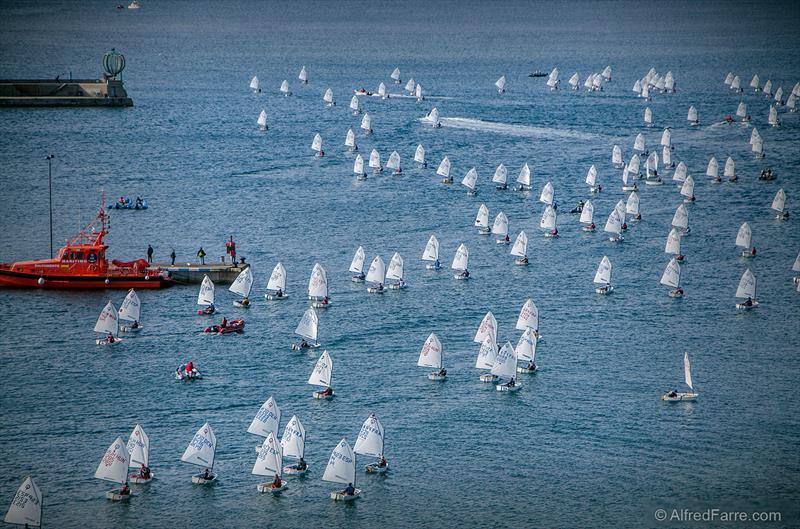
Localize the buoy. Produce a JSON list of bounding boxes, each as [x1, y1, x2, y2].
[[105, 278, 110, 285], [145, 275, 150, 280], [37, 277, 45, 286]]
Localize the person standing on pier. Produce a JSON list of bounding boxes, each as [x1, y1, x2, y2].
[[225, 236, 236, 264], [147, 245, 153, 264], [170, 249, 176, 265], [197, 247, 206, 265]]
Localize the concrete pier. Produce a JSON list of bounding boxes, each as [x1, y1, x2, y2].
[[0, 78, 133, 107], [154, 262, 248, 285]]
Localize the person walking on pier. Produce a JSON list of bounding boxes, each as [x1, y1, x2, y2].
[[197, 247, 206, 265], [170, 249, 176, 265], [147, 245, 153, 264]]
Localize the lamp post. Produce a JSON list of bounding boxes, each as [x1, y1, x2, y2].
[[46, 154, 55, 258]]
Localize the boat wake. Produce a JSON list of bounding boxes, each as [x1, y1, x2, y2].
[[422, 116, 597, 140]]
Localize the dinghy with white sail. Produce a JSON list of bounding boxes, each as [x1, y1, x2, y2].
[[182, 423, 217, 484], [493, 342, 520, 392], [311, 133, 324, 157], [280, 415, 308, 475], [257, 109, 268, 130], [366, 255, 386, 293], [665, 228, 684, 261], [495, 75, 506, 94], [355, 414, 388, 474], [539, 181, 554, 206], [594, 255, 613, 294], [323, 88, 335, 106], [580, 200, 596, 231], [350, 246, 366, 282], [391, 67, 401, 84], [422, 235, 441, 270], [323, 439, 360, 501], [437, 156, 452, 183], [626, 192, 641, 221], [95, 437, 132, 500], [353, 154, 367, 180], [196, 274, 216, 315], [3, 477, 42, 527], [461, 167, 478, 195], [308, 263, 330, 308], [418, 332, 446, 380], [492, 163, 508, 190], [724, 157, 737, 182], [229, 266, 253, 307], [280, 80, 291, 96], [265, 262, 288, 300], [414, 144, 426, 167], [308, 350, 334, 399], [540, 204, 558, 238], [387, 151, 402, 174], [253, 432, 286, 493], [127, 424, 153, 484], [736, 222, 755, 257], [298, 66, 308, 84], [517, 163, 531, 190], [248, 396, 281, 453], [672, 204, 690, 234], [361, 112, 373, 134], [426, 107, 441, 128], [706, 156, 720, 182], [118, 289, 141, 332], [345, 128, 358, 152], [771, 188, 788, 220], [661, 352, 698, 401], [612, 145, 624, 168], [250, 76, 261, 93], [385, 252, 406, 290], [515, 327, 538, 373], [95, 301, 121, 345], [452, 243, 470, 279], [735, 268, 758, 309], [475, 204, 490, 234], [511, 231, 529, 265], [492, 212, 510, 244], [604, 208, 624, 242], [292, 308, 320, 350], [680, 175, 696, 203], [660, 257, 683, 297], [586, 164, 600, 193], [350, 95, 361, 115], [475, 335, 499, 383], [687, 105, 698, 125], [546, 68, 559, 90], [516, 298, 540, 338]]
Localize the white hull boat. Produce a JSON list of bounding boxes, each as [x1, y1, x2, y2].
[[265, 292, 289, 301], [256, 482, 288, 494], [496, 383, 522, 392], [105, 489, 132, 502], [735, 301, 759, 310], [595, 285, 614, 295], [313, 389, 335, 400], [192, 473, 218, 485], [283, 465, 308, 476], [331, 488, 361, 501], [479, 373, 498, 383], [661, 392, 698, 402], [129, 472, 154, 484], [427, 372, 446, 381], [365, 463, 388, 474]]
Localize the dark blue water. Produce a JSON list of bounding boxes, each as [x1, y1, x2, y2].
[[1, 1, 799, 527]]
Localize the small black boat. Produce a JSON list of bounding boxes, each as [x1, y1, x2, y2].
[[528, 71, 547, 78]]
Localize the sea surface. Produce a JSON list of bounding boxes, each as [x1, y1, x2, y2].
[[1, 1, 799, 528]]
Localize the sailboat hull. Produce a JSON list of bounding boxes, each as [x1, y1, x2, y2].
[[191, 473, 217, 485], [96, 338, 122, 346], [331, 489, 361, 501], [106, 489, 132, 501], [496, 383, 521, 392], [428, 372, 446, 381], [661, 392, 698, 401], [265, 292, 289, 300], [310, 301, 331, 308], [516, 366, 537, 374], [257, 482, 287, 494], [595, 285, 614, 295], [313, 389, 334, 400], [283, 465, 308, 476], [479, 373, 498, 383], [735, 301, 759, 310], [129, 471, 154, 484], [425, 263, 441, 270], [365, 462, 388, 474]]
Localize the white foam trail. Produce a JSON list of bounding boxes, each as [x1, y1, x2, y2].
[[422, 116, 597, 140]]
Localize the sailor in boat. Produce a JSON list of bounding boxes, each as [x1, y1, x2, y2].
[[437, 367, 447, 377], [571, 200, 585, 214], [748, 247, 757, 257], [298, 338, 309, 350], [202, 468, 212, 480], [376, 456, 388, 469], [672, 286, 684, 297], [500, 378, 516, 390], [456, 269, 470, 279], [119, 482, 130, 497], [743, 297, 754, 308], [135, 196, 144, 209], [356, 88, 373, 96], [586, 222, 596, 231], [137, 463, 152, 481], [344, 483, 356, 496], [550, 228, 558, 237], [220, 317, 228, 329], [201, 303, 215, 315], [271, 474, 283, 490], [666, 390, 678, 398], [320, 386, 333, 397], [238, 297, 250, 306], [321, 296, 330, 305], [518, 255, 529, 264], [759, 168, 774, 180], [432, 259, 441, 270], [724, 115, 734, 124], [106, 333, 116, 344], [526, 361, 537, 371], [291, 457, 308, 472]]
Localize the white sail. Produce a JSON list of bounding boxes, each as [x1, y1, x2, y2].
[[387, 151, 401, 171], [664, 71, 675, 91], [250, 76, 260, 91], [495, 75, 506, 92], [594, 256, 612, 285], [257, 109, 268, 128], [672, 204, 689, 229], [546, 68, 559, 88], [354, 414, 385, 459], [474, 311, 497, 344], [752, 136, 764, 155], [126, 424, 150, 467], [475, 204, 489, 228], [680, 175, 695, 198], [645, 152, 658, 175], [662, 145, 672, 167], [634, 133, 646, 152], [736, 101, 747, 118], [322, 438, 355, 485], [229, 266, 253, 297], [95, 437, 130, 484], [539, 181, 554, 205], [731, 75, 741, 91], [490, 341, 517, 379], [491, 212, 508, 237], [750, 128, 761, 145], [267, 262, 287, 291], [280, 80, 290, 94], [377, 82, 387, 97], [308, 263, 328, 298], [353, 154, 365, 175], [612, 145, 623, 165], [311, 133, 323, 153], [491, 164, 507, 185], [602, 65, 612, 81], [768, 105, 779, 126], [436, 156, 451, 178], [385, 252, 404, 281], [345, 129, 357, 149], [418, 332, 443, 369], [516, 298, 539, 331], [626, 193, 640, 216], [604, 209, 622, 236], [706, 157, 718, 178], [3, 477, 42, 527], [366, 256, 385, 284], [298, 65, 308, 83], [540, 205, 556, 230], [736, 268, 756, 299], [247, 396, 281, 439], [510, 231, 528, 257], [323, 88, 334, 104], [660, 128, 671, 147], [771, 189, 786, 212], [475, 335, 498, 369], [735, 223, 751, 249], [585, 165, 597, 187], [280, 415, 306, 460], [405, 78, 416, 93], [252, 432, 283, 477], [350, 246, 366, 274], [415, 83, 423, 100], [118, 289, 140, 322], [569, 72, 579, 89], [414, 144, 425, 164], [628, 153, 640, 175], [195, 274, 215, 306], [683, 352, 693, 390], [361, 112, 372, 131], [390, 67, 401, 81], [665, 228, 682, 255], [295, 308, 319, 341], [641, 83, 650, 99], [367, 149, 381, 170], [515, 328, 537, 362], [660, 258, 681, 288], [517, 163, 531, 186], [633, 79, 642, 93], [451, 243, 469, 271], [428, 107, 440, 127], [94, 301, 119, 336], [308, 350, 332, 387], [580, 200, 594, 224], [422, 235, 439, 261], [350, 95, 360, 112], [792, 251, 800, 273], [687, 105, 698, 122], [724, 157, 735, 178], [461, 167, 478, 190], [750, 74, 760, 90], [673, 161, 687, 183]]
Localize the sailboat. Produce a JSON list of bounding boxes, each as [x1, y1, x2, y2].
[[366, 255, 386, 293], [706, 156, 720, 183], [248, 396, 281, 453], [452, 243, 469, 279], [626, 192, 641, 221], [95, 301, 121, 345], [516, 298, 540, 337], [539, 181, 554, 206], [415, 83, 424, 102], [622, 166, 639, 192], [724, 157, 737, 182], [662, 145, 674, 169], [634, 133, 647, 153], [280, 80, 291, 96], [665, 228, 684, 261], [437, 156, 452, 183], [752, 135, 765, 159], [475, 204, 490, 234], [604, 208, 624, 242], [664, 71, 675, 92], [127, 424, 153, 484], [418, 332, 446, 380], [250, 76, 261, 93], [474, 310, 498, 346], [735, 268, 758, 309], [369, 149, 383, 173], [323, 88, 335, 106], [344, 128, 358, 153], [391, 67, 401, 84], [427, 107, 442, 128], [475, 335, 499, 382], [311, 133, 324, 157], [586, 164, 600, 193], [308, 263, 330, 308], [298, 65, 308, 84], [627, 153, 641, 178], [323, 438, 360, 500], [405, 78, 416, 94], [493, 342, 520, 392], [546, 68, 559, 90], [763, 79, 773, 96], [612, 145, 624, 168], [118, 288, 141, 332], [510, 231, 529, 265], [672, 204, 690, 234], [515, 328, 538, 373], [265, 262, 288, 300], [495, 75, 506, 94], [661, 352, 698, 401], [772, 188, 788, 220], [280, 415, 307, 475], [292, 308, 320, 350], [580, 200, 595, 231], [385, 252, 406, 289], [182, 422, 217, 484], [462, 167, 478, 196], [361, 112, 373, 134], [353, 154, 367, 180], [3, 477, 42, 527], [540, 204, 558, 238], [660, 128, 672, 150], [514, 163, 531, 191], [414, 144, 426, 167], [569, 72, 579, 90], [377, 82, 388, 99], [387, 151, 402, 174], [308, 350, 334, 399], [736, 222, 755, 257], [687, 105, 699, 125], [95, 437, 131, 501], [422, 235, 441, 270], [680, 175, 696, 203], [257, 109, 268, 130], [229, 266, 253, 307], [731, 75, 742, 92], [594, 255, 613, 294], [724, 72, 734, 85], [792, 251, 800, 285], [750, 74, 760, 91], [602, 65, 612, 82], [350, 95, 361, 115], [253, 432, 287, 493], [355, 414, 388, 473], [350, 246, 366, 282], [645, 152, 659, 180], [493, 163, 508, 190], [736, 101, 750, 122], [660, 257, 683, 297], [492, 212, 509, 244]]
